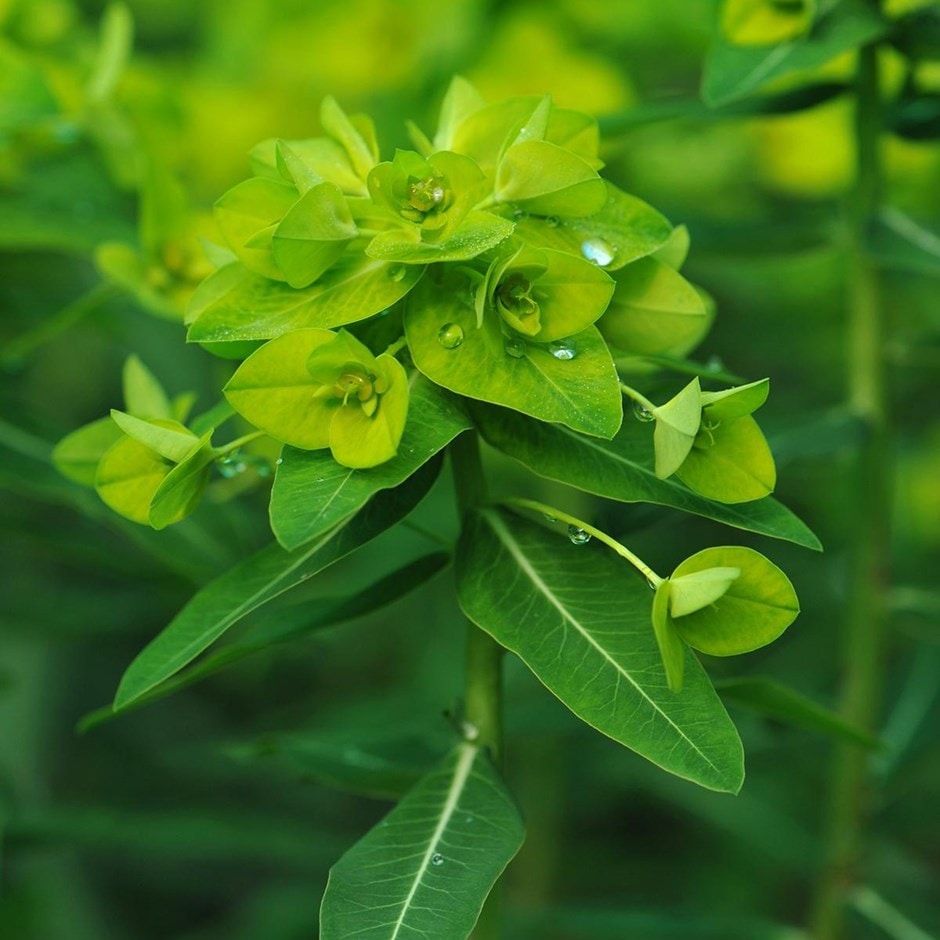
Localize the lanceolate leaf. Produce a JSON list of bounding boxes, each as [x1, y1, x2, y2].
[[79, 552, 449, 731], [319, 743, 525, 940], [457, 508, 745, 793], [271, 378, 470, 549], [471, 403, 821, 550], [113, 459, 440, 709]]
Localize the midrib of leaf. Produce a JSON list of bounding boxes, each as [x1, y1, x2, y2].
[[480, 509, 722, 777], [388, 743, 477, 939]]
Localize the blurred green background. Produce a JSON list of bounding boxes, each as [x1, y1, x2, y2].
[[1, 0, 938, 937]]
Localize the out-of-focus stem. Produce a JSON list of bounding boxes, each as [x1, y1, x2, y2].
[[811, 36, 893, 940]]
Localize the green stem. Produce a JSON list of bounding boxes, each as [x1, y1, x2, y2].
[[503, 497, 664, 587], [810, 37, 892, 940], [214, 430, 266, 456], [619, 381, 658, 415], [384, 335, 408, 358], [450, 432, 504, 940]]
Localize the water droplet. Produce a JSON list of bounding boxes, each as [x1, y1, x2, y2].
[[548, 339, 576, 361], [218, 453, 247, 478], [437, 323, 464, 349], [388, 265, 407, 282], [275, 457, 284, 466], [633, 402, 655, 423], [567, 525, 592, 545], [544, 216, 560, 228], [505, 337, 527, 359], [511, 207, 526, 220], [543, 513, 558, 523], [647, 579, 658, 591], [431, 853, 445, 866], [581, 237, 616, 267]]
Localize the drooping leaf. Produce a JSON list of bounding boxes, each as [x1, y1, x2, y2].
[[652, 378, 702, 479], [108, 411, 200, 463], [319, 743, 525, 940], [113, 459, 440, 709], [406, 274, 622, 439], [703, 0, 886, 106], [457, 508, 745, 793], [147, 431, 215, 530], [669, 566, 742, 617], [668, 546, 799, 656], [271, 378, 470, 549], [651, 581, 685, 692], [79, 552, 449, 730], [716, 677, 882, 748], [187, 255, 423, 343], [471, 403, 820, 550]]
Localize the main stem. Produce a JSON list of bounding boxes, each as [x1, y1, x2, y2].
[[450, 432, 505, 939], [811, 37, 892, 940]]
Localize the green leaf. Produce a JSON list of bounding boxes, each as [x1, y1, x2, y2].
[[108, 411, 200, 463], [365, 211, 514, 264], [122, 355, 173, 419], [669, 546, 799, 656], [669, 566, 742, 617], [471, 403, 821, 550], [716, 677, 882, 748], [653, 378, 702, 479], [113, 459, 440, 709], [319, 743, 524, 940], [405, 274, 622, 439], [434, 75, 485, 150], [250, 136, 366, 196], [722, 0, 815, 46], [700, 378, 770, 421], [600, 257, 711, 358], [514, 183, 673, 270], [457, 508, 745, 792], [271, 378, 470, 549], [53, 417, 123, 486], [187, 256, 423, 344], [703, 0, 886, 106], [495, 140, 607, 217], [147, 431, 215, 530], [320, 96, 377, 182], [214, 177, 297, 279], [652, 582, 685, 693], [271, 182, 358, 288], [0, 38, 58, 134], [95, 435, 172, 525], [676, 414, 777, 503], [652, 223, 691, 270], [79, 552, 449, 730]]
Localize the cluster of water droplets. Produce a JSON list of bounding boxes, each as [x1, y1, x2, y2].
[[217, 450, 272, 479]]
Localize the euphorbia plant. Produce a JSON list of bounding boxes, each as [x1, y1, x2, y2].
[[55, 77, 820, 938]]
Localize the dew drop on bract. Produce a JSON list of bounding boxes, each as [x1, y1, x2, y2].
[[633, 402, 655, 423], [505, 337, 526, 359], [581, 236, 616, 267], [567, 524, 592, 545], [544, 216, 560, 228], [430, 853, 445, 866], [548, 339, 576, 361], [438, 323, 464, 349], [388, 264, 407, 282], [275, 457, 284, 465]]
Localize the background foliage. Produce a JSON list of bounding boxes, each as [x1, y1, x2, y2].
[[1, 0, 938, 938]]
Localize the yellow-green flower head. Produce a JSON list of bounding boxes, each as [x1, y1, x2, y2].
[[224, 329, 409, 470], [368, 148, 485, 240], [476, 243, 615, 342]]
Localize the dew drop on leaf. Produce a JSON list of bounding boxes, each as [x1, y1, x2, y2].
[[548, 339, 576, 361], [388, 265, 407, 282], [567, 525, 592, 545], [581, 237, 616, 267], [505, 337, 527, 359], [633, 402, 655, 423], [544, 216, 560, 228], [437, 323, 464, 349], [430, 853, 445, 866]]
